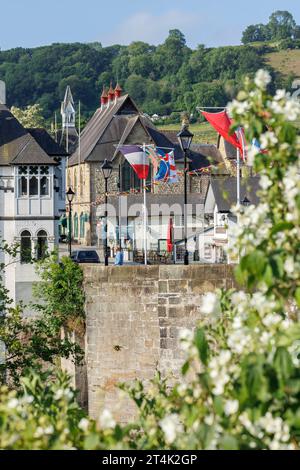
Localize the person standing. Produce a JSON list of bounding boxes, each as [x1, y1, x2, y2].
[[114, 245, 124, 266]]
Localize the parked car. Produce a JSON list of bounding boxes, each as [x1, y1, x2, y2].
[[59, 234, 68, 243], [71, 250, 100, 264]]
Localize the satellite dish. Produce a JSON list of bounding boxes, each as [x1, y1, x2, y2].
[[0, 81, 6, 104]]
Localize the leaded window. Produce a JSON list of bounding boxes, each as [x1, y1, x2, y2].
[[17, 166, 51, 198], [20, 230, 31, 263], [36, 230, 47, 260]]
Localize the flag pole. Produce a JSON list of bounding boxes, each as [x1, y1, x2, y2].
[[78, 100, 81, 194], [237, 147, 240, 207], [143, 143, 147, 266], [236, 128, 242, 207]]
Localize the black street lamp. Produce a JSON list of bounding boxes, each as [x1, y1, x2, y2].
[[241, 196, 251, 207], [101, 159, 113, 266], [66, 187, 75, 257], [177, 125, 194, 265]]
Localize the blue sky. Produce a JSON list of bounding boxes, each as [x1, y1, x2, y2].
[[1, 0, 300, 50]]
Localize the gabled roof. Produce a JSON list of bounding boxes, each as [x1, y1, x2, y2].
[[27, 128, 68, 156], [68, 94, 139, 166], [207, 177, 260, 212], [0, 104, 56, 166]]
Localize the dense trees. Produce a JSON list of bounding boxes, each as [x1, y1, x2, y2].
[[242, 10, 299, 44], [0, 21, 288, 123]]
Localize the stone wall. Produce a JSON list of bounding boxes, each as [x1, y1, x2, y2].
[[80, 264, 235, 422]]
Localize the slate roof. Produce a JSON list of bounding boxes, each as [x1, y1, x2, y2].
[[209, 177, 260, 212], [27, 128, 68, 156], [68, 94, 138, 166], [68, 95, 226, 174], [0, 104, 56, 166]]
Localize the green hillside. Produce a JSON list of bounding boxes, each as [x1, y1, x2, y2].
[[0, 31, 299, 127]]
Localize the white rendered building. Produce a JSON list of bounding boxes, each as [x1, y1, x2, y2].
[[0, 103, 67, 311]]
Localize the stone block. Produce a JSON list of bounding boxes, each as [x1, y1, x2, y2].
[[160, 327, 167, 338], [158, 281, 168, 294], [158, 306, 167, 317]]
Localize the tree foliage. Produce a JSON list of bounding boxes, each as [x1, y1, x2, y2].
[[0, 246, 84, 386], [0, 29, 271, 121], [10, 104, 45, 128], [1, 72, 300, 449], [242, 10, 299, 44]]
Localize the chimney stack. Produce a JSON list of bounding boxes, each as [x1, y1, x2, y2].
[[114, 82, 122, 100], [108, 82, 115, 106], [100, 86, 108, 110]]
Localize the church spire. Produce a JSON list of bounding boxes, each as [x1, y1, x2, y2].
[[61, 85, 76, 128], [60, 85, 78, 152]]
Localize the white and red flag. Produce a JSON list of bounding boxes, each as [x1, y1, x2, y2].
[[119, 145, 149, 180]]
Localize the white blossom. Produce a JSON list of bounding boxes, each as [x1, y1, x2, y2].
[[201, 292, 220, 317], [7, 398, 19, 409], [224, 399, 239, 416], [260, 131, 278, 149], [78, 418, 90, 432], [179, 328, 194, 351], [54, 389, 64, 400], [99, 409, 116, 429], [284, 257, 295, 276], [159, 414, 183, 444], [254, 69, 271, 89], [260, 174, 272, 190]]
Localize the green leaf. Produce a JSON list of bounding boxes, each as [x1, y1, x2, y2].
[[194, 328, 208, 365], [219, 434, 239, 450], [295, 288, 300, 308], [213, 396, 223, 416], [274, 347, 293, 382], [181, 360, 190, 376], [241, 354, 269, 403], [83, 433, 99, 450], [271, 222, 294, 235]]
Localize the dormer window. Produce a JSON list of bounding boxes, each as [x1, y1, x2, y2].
[[17, 165, 50, 198]]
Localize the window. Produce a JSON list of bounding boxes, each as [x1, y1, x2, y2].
[[36, 230, 47, 260], [121, 160, 141, 192], [73, 213, 78, 239], [174, 215, 184, 227], [40, 176, 49, 196], [18, 176, 28, 196], [20, 230, 31, 263], [29, 176, 38, 196], [80, 213, 85, 238], [17, 166, 51, 198], [204, 243, 212, 259]]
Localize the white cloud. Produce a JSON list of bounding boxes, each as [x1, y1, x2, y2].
[[101, 9, 206, 46]]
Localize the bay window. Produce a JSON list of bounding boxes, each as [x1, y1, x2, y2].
[[17, 166, 50, 198]]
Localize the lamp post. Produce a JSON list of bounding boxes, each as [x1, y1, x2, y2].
[[241, 196, 251, 207], [177, 125, 194, 265], [66, 187, 75, 257], [101, 159, 113, 266]]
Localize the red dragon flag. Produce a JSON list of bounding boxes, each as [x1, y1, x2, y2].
[[119, 145, 149, 180], [200, 110, 242, 152], [167, 218, 174, 253]]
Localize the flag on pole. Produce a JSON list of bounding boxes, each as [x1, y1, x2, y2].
[[200, 110, 242, 152], [119, 145, 149, 180], [168, 150, 178, 183], [167, 218, 174, 253], [154, 149, 178, 183], [145, 146, 160, 174], [155, 149, 170, 182]]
